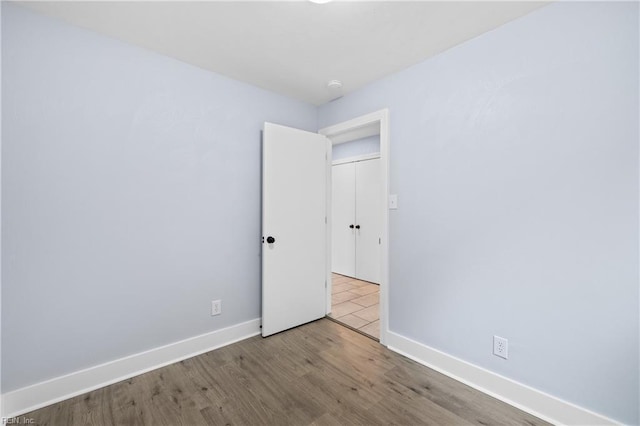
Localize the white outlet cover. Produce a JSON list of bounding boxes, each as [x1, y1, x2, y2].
[[389, 194, 398, 209], [211, 300, 222, 316], [493, 335, 508, 359]]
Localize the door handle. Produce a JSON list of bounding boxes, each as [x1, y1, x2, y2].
[[355, 225, 360, 229], [266, 236, 276, 244], [349, 224, 354, 229]]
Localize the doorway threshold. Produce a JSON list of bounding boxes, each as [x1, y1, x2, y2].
[[325, 315, 379, 342]]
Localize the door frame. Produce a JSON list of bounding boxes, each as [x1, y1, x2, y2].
[[318, 108, 390, 345]]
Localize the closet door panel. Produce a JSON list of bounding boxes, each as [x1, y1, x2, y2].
[[331, 163, 356, 277], [355, 159, 382, 284]]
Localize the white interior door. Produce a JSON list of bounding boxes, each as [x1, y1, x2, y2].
[[262, 122, 328, 337], [331, 163, 356, 277], [355, 158, 382, 284]]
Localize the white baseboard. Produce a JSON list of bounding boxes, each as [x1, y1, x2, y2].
[[2, 318, 261, 419], [386, 331, 618, 426]]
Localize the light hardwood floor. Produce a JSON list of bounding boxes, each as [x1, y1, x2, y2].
[[329, 273, 380, 339], [18, 319, 548, 426]]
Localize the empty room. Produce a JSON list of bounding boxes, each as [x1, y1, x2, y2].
[[1, 0, 638, 425]]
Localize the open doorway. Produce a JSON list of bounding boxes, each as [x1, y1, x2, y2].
[[327, 137, 382, 339], [319, 109, 390, 344]]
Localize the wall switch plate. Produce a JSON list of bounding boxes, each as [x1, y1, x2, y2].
[[389, 194, 398, 209], [211, 300, 222, 316], [493, 335, 508, 359]]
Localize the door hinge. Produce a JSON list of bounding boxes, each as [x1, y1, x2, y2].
[[325, 216, 327, 224], [379, 237, 381, 244], [325, 280, 327, 288]]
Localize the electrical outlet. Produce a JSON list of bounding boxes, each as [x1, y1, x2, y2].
[[211, 300, 222, 316], [493, 335, 508, 359]]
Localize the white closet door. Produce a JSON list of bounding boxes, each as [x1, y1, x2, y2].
[[355, 158, 382, 284], [331, 163, 356, 277]]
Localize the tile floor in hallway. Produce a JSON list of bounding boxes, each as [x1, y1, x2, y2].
[[328, 273, 380, 340]]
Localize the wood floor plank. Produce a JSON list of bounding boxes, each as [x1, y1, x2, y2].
[[18, 319, 550, 426], [385, 358, 546, 426]]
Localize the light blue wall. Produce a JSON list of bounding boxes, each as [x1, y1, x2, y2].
[[332, 135, 380, 162], [320, 2, 639, 424], [1, 3, 316, 392]]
